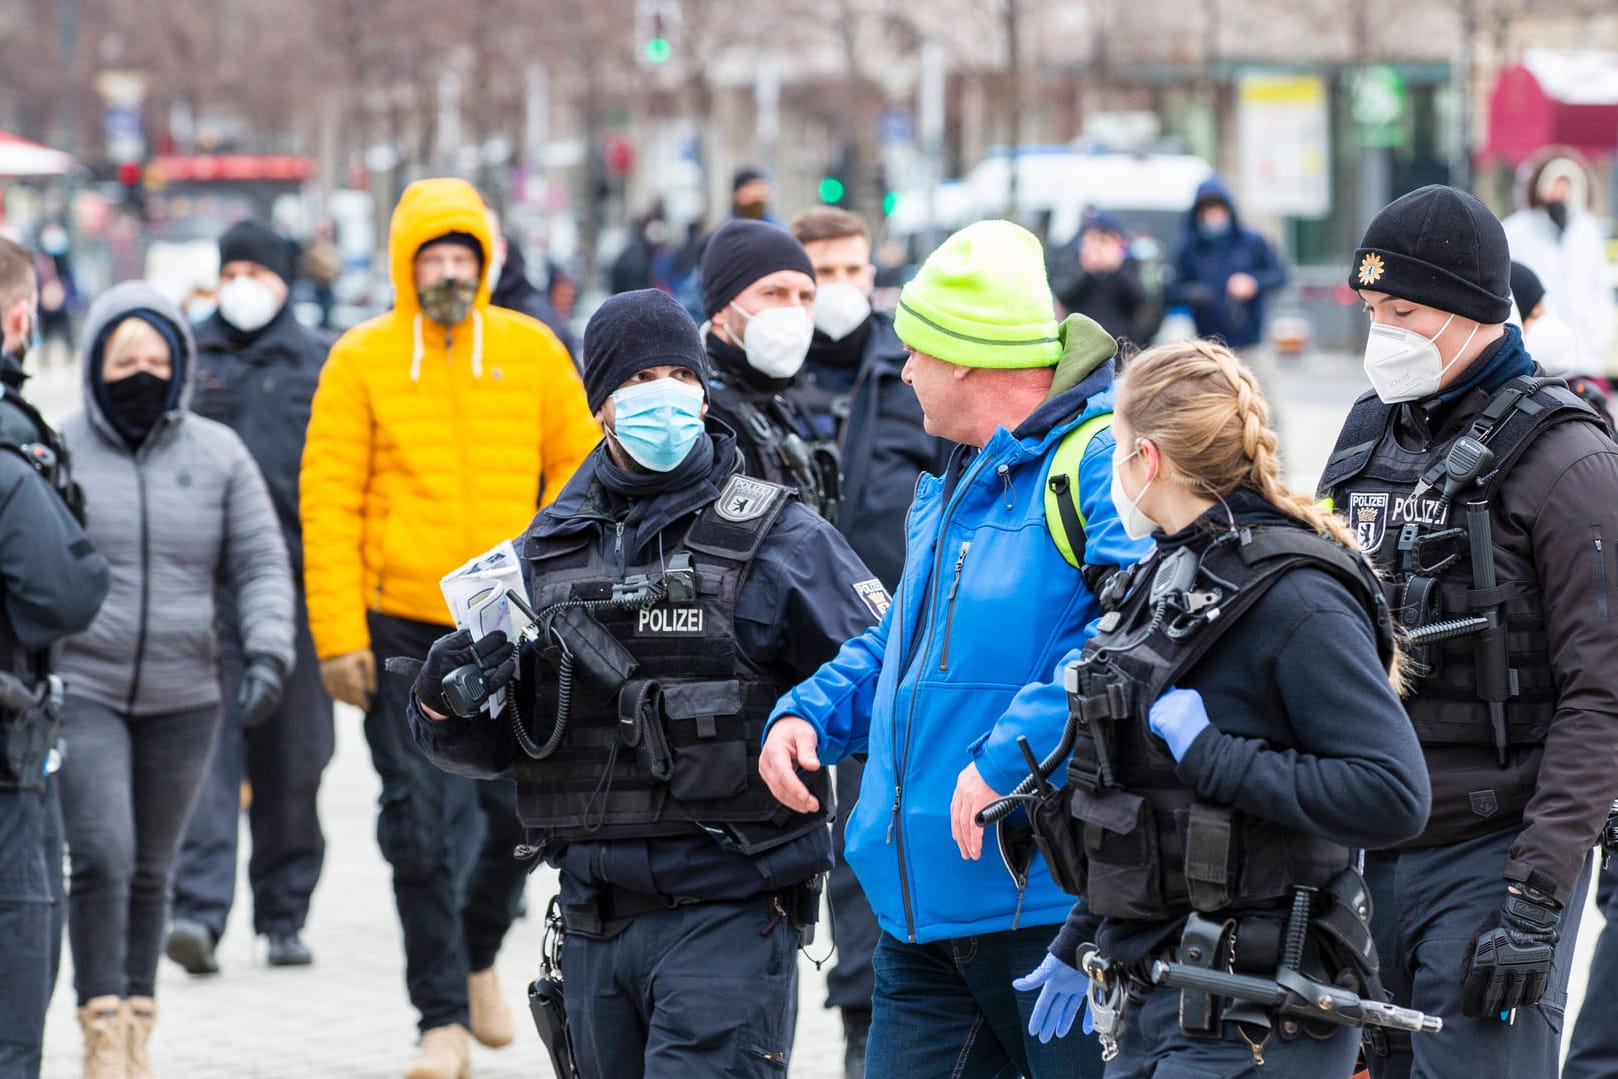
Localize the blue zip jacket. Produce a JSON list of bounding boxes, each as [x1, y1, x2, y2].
[[768, 343, 1150, 944]]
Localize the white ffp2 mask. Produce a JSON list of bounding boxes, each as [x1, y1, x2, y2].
[[730, 302, 814, 379], [1362, 313, 1479, 403]]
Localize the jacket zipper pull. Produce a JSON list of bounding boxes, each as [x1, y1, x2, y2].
[[614, 521, 626, 562], [948, 542, 970, 599], [886, 786, 902, 844]]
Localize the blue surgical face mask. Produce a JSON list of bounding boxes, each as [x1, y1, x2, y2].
[[608, 377, 707, 472]]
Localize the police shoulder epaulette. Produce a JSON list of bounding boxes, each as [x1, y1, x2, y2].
[[686, 474, 795, 563]]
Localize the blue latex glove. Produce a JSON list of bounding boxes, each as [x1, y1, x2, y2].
[[1148, 686, 1210, 762], [1012, 953, 1093, 1043]]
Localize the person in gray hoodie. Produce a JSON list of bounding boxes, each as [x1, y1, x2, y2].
[[54, 281, 293, 1079]]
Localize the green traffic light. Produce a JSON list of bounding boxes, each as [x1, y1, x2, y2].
[[818, 176, 846, 204], [644, 36, 672, 63], [882, 191, 898, 215]]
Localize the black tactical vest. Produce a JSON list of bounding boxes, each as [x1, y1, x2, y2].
[[1317, 376, 1600, 749], [1033, 525, 1392, 921], [511, 474, 828, 855], [710, 383, 842, 524]]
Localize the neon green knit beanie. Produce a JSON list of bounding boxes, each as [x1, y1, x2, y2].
[[894, 220, 1061, 368]]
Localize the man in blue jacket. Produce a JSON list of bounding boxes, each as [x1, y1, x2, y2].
[[1167, 177, 1286, 352], [789, 206, 950, 1078], [760, 220, 1149, 1079]]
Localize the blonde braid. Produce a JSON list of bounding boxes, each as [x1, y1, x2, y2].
[[1117, 339, 1408, 692]]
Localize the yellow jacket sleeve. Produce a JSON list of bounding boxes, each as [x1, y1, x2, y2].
[[537, 336, 600, 507], [300, 341, 375, 659]]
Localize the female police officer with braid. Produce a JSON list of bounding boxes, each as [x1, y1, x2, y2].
[[1008, 340, 1431, 1076]]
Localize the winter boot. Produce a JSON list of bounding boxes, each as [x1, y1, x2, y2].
[[76, 996, 127, 1079], [124, 997, 157, 1079], [404, 1024, 471, 1079], [467, 968, 514, 1048]]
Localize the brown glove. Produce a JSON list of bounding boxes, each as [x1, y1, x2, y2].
[[320, 649, 377, 709]]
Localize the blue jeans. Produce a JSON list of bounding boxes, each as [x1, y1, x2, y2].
[[867, 927, 1105, 1079]]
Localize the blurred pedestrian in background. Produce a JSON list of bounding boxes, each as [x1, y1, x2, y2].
[[300, 178, 599, 1079], [56, 282, 293, 1079], [1503, 150, 1615, 369], [1049, 212, 1146, 349], [166, 219, 335, 977], [484, 203, 578, 365]]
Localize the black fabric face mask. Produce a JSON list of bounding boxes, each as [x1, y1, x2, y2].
[[104, 371, 171, 445], [1545, 199, 1569, 234]]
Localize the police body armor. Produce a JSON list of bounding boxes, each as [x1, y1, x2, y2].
[[511, 474, 828, 855], [0, 386, 86, 523], [711, 382, 842, 524], [0, 429, 71, 792], [1024, 525, 1394, 921], [1318, 375, 1601, 750]]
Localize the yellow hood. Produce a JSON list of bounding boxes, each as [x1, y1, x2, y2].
[[388, 178, 493, 317]]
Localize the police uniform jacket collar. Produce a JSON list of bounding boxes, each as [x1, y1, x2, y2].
[[1393, 328, 1534, 447], [528, 424, 742, 564]]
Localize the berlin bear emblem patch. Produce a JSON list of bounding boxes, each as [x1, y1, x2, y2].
[[714, 476, 779, 523], [1347, 492, 1389, 553]]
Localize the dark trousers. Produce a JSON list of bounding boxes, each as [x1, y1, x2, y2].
[[1104, 982, 1359, 1078], [367, 613, 528, 1032], [1563, 860, 1618, 1079], [0, 785, 51, 1079], [57, 697, 220, 1003], [560, 895, 800, 1078], [866, 927, 1105, 1079], [1363, 826, 1592, 1079], [827, 758, 879, 1014], [171, 592, 334, 938]]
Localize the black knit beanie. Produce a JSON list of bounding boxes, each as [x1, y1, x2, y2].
[[417, 230, 485, 268], [582, 289, 710, 413], [1350, 185, 1511, 324], [1509, 261, 1546, 320], [219, 220, 295, 285], [699, 220, 815, 319]]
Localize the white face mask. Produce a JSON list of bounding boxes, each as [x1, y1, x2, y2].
[[1362, 313, 1479, 403], [217, 276, 283, 333], [1524, 311, 1581, 375], [729, 301, 814, 379], [1110, 446, 1160, 540], [812, 282, 872, 342]]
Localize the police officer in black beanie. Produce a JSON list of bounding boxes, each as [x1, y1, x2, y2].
[[407, 289, 888, 1078], [166, 217, 337, 974], [1317, 185, 1618, 1079], [699, 219, 844, 521]]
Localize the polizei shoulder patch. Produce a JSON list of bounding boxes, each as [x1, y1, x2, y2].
[[714, 475, 782, 523], [853, 578, 892, 620]]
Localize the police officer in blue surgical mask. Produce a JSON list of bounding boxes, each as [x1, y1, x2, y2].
[[407, 289, 886, 1078], [1319, 185, 1618, 1079]]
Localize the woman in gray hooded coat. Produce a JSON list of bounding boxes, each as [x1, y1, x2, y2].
[[54, 281, 293, 1079]]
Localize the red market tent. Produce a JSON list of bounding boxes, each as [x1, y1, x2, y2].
[[0, 131, 76, 177], [1481, 50, 1618, 166]]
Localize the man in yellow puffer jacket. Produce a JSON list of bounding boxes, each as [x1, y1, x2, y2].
[[300, 178, 598, 1079]]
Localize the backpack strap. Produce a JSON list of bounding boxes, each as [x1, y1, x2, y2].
[[1043, 412, 1115, 569]]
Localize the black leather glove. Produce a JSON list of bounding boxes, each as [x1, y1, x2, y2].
[[1459, 886, 1561, 1017], [413, 629, 516, 719], [236, 655, 285, 730]]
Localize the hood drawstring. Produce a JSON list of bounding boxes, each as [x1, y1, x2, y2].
[[410, 307, 485, 382], [410, 312, 425, 383]]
